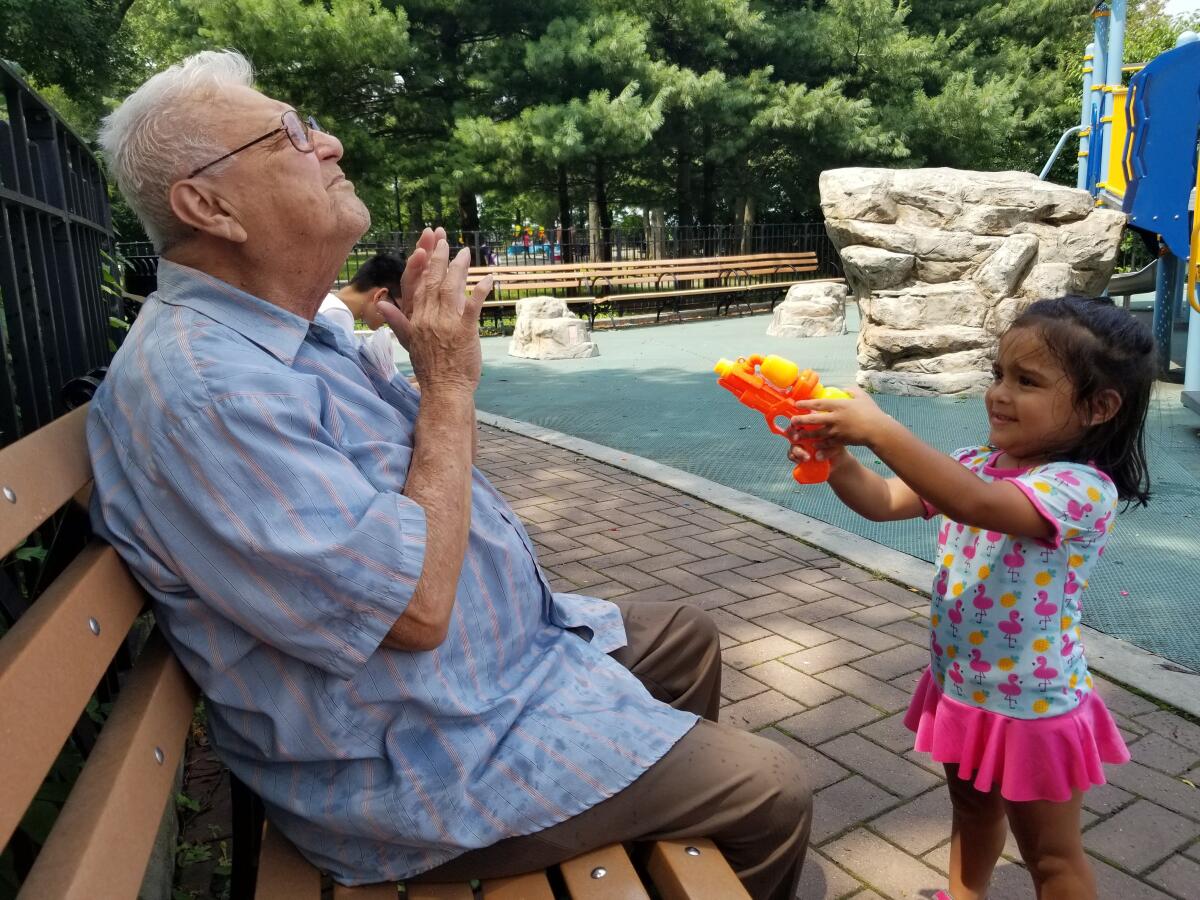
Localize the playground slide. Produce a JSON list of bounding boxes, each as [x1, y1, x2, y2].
[[1107, 258, 1158, 302]]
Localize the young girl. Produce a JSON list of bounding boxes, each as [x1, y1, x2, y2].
[[788, 296, 1155, 900]]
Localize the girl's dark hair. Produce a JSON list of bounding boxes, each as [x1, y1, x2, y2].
[[1009, 295, 1156, 506]]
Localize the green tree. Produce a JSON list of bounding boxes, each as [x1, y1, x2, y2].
[[1124, 0, 1200, 65], [457, 9, 668, 258], [13, 0, 1197, 245], [0, 0, 137, 115], [631, 0, 765, 224]]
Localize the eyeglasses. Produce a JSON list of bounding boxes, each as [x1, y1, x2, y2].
[[188, 110, 323, 178]]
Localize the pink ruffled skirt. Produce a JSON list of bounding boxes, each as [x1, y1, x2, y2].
[[904, 668, 1130, 802]]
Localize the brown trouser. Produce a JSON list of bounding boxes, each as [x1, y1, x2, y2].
[[417, 601, 813, 899]]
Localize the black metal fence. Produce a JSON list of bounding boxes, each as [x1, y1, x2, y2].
[[0, 60, 114, 449]]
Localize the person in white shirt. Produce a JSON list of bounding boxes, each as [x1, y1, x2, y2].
[[319, 253, 405, 376]]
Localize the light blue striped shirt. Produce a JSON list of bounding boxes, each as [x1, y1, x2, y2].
[[88, 260, 696, 884]]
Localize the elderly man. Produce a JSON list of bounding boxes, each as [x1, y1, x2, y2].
[[89, 51, 811, 897]]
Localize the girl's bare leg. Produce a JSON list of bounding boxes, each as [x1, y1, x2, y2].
[[1004, 789, 1095, 900], [945, 764, 1008, 899]]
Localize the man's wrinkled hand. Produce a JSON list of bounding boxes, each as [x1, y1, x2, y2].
[[376, 239, 493, 394], [377, 227, 441, 351]]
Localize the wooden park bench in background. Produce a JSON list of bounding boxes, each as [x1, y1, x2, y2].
[[0, 406, 749, 900], [466, 251, 840, 330]]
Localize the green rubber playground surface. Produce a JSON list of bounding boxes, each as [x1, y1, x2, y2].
[[406, 308, 1200, 671]]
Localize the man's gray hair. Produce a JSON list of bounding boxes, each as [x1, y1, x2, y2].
[[99, 50, 254, 251]]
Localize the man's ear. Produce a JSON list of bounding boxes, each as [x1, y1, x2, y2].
[[370, 286, 390, 306], [168, 180, 248, 244], [1089, 388, 1122, 425]]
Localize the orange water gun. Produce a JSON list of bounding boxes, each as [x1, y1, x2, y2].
[[713, 354, 851, 484]]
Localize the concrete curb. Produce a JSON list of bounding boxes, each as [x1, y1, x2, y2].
[[478, 410, 1200, 719]]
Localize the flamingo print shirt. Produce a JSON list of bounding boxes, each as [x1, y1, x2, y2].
[[925, 447, 1118, 720]]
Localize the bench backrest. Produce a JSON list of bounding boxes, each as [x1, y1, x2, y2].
[[466, 251, 817, 276], [0, 405, 198, 898], [467, 252, 820, 297]]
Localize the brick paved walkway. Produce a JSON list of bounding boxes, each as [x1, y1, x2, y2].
[[476, 425, 1200, 900]]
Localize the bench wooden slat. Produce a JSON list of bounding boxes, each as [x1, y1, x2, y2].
[[481, 297, 594, 309], [489, 280, 587, 291], [647, 838, 749, 900], [472, 264, 798, 283], [471, 260, 808, 277], [333, 880, 400, 898], [482, 870, 556, 898], [480, 270, 816, 293], [468, 252, 817, 275], [468, 261, 818, 286], [18, 632, 199, 899], [0, 404, 90, 558], [256, 822, 322, 899], [559, 844, 650, 900], [594, 261, 815, 276], [581, 267, 817, 287], [479, 275, 834, 304], [581, 250, 814, 267], [479, 273, 586, 285], [488, 253, 814, 271], [600, 280, 810, 303], [407, 883, 475, 899], [470, 263, 816, 283], [474, 273, 825, 299], [0, 543, 145, 847]]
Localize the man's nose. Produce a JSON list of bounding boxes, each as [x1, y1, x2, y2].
[[315, 129, 344, 163]]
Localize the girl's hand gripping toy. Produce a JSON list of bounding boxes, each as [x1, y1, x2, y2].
[[713, 354, 850, 484]]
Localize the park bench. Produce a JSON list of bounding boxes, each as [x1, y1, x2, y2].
[[467, 251, 837, 330], [0, 405, 748, 899]]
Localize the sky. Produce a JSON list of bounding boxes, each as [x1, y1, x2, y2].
[[1165, 0, 1200, 16]]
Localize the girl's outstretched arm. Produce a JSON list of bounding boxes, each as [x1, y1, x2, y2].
[[789, 442, 925, 521], [791, 390, 1055, 541]]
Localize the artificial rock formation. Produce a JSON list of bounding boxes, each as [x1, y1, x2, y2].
[[767, 281, 848, 338], [821, 167, 1125, 395], [508, 296, 599, 359]]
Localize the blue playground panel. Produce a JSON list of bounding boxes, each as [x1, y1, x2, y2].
[[433, 312, 1200, 673], [1123, 39, 1200, 258]]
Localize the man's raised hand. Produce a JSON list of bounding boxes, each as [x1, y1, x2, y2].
[[377, 239, 493, 393], [374, 226, 442, 350]]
